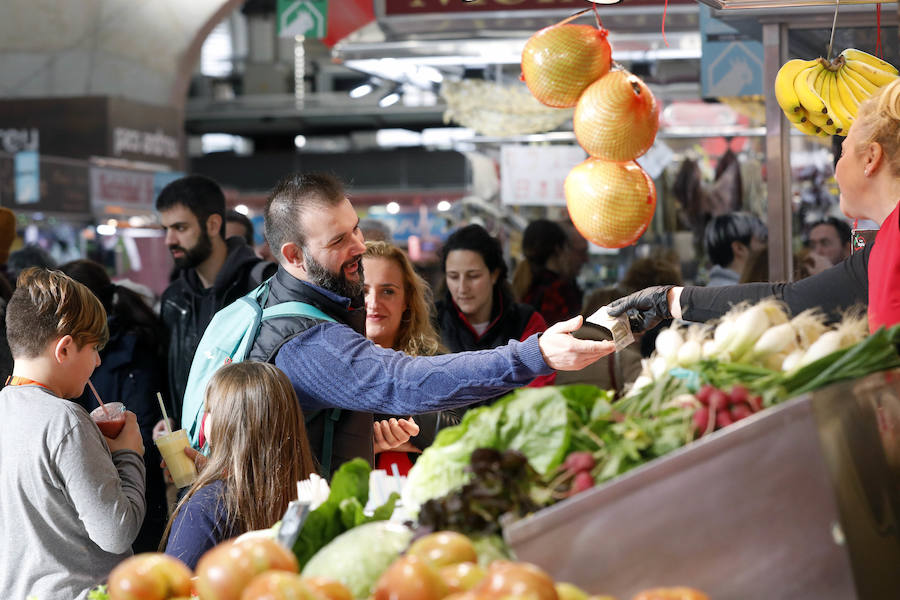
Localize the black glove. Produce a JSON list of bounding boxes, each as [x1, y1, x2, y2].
[[606, 285, 674, 333]]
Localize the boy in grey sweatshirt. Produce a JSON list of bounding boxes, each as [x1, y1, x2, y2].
[[0, 268, 146, 600]]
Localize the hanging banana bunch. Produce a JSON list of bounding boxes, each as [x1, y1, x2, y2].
[[774, 48, 898, 137]]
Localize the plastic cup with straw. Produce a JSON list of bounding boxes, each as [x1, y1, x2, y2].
[[87, 380, 126, 437], [153, 392, 197, 488]]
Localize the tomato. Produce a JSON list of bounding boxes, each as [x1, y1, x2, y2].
[[474, 561, 558, 600], [407, 532, 478, 568], [632, 587, 709, 600], [108, 553, 193, 600], [555, 582, 589, 600], [195, 538, 299, 600], [301, 577, 353, 600], [438, 562, 486, 594], [241, 571, 323, 600], [373, 555, 449, 600]]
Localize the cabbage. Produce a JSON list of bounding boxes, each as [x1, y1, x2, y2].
[[301, 521, 413, 599]]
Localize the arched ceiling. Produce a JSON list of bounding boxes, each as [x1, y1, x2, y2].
[[0, 0, 242, 109]]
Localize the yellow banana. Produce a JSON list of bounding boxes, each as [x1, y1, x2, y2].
[[790, 115, 823, 137], [845, 59, 899, 88], [794, 62, 829, 116], [840, 48, 898, 76], [782, 104, 809, 125], [775, 58, 818, 116], [837, 66, 872, 104], [834, 68, 862, 119], [842, 65, 879, 95], [826, 71, 854, 132], [821, 72, 847, 135]]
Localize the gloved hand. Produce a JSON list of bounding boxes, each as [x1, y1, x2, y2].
[[606, 285, 674, 333]]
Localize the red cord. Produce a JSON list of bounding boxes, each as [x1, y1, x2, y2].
[[662, 0, 669, 47], [590, 2, 604, 29], [876, 5, 882, 58]]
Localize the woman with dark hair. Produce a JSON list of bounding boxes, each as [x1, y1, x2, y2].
[[436, 224, 554, 398], [60, 259, 169, 554], [512, 219, 582, 324]]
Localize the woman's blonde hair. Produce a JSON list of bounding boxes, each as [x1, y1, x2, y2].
[[363, 241, 442, 356], [854, 78, 900, 177], [161, 361, 316, 547]]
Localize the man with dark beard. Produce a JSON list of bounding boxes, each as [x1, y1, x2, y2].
[[232, 172, 613, 476], [156, 175, 273, 427]]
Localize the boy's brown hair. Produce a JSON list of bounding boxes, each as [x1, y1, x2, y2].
[[7, 267, 109, 359]]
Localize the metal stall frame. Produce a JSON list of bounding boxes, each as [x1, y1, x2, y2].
[[709, 2, 897, 281]]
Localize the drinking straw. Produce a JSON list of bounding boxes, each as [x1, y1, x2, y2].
[[87, 379, 109, 418], [156, 392, 173, 436], [390, 463, 403, 495]]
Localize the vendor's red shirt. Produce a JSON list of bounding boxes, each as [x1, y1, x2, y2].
[[868, 201, 900, 332]]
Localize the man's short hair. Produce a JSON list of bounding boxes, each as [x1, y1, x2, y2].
[[264, 172, 346, 262], [704, 212, 768, 268], [808, 216, 852, 246], [6, 268, 109, 359], [155, 175, 226, 238], [225, 209, 255, 245]]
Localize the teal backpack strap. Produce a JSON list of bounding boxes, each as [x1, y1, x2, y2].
[[261, 301, 337, 323]]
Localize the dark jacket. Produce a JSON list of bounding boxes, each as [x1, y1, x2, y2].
[[436, 286, 546, 353], [160, 238, 273, 423], [248, 267, 373, 476], [521, 268, 583, 325], [73, 325, 168, 553], [435, 285, 553, 410]]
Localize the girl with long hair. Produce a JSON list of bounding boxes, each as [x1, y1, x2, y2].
[[162, 361, 316, 568]]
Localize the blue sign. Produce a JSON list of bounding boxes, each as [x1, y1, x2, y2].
[[700, 5, 764, 98], [376, 211, 449, 244], [14, 151, 40, 204]]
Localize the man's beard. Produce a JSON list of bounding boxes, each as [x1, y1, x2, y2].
[[304, 250, 365, 300], [170, 228, 213, 270]]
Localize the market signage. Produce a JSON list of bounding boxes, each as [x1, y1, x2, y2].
[[699, 4, 763, 98], [500, 144, 586, 206], [90, 167, 156, 212], [383, 0, 693, 14], [112, 127, 179, 161], [0, 128, 39, 154], [278, 0, 329, 38]]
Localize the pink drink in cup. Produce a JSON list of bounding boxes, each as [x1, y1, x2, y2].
[[90, 402, 126, 438]]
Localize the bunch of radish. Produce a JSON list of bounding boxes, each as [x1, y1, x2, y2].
[[692, 384, 763, 437]]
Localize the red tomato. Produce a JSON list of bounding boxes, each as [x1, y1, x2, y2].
[[373, 555, 449, 600], [301, 577, 353, 600], [195, 538, 299, 600], [474, 561, 558, 600], [438, 562, 486, 594], [108, 553, 193, 600], [241, 571, 321, 600], [632, 587, 709, 600], [407, 532, 478, 568]]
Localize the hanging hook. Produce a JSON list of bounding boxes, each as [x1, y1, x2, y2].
[[826, 0, 840, 62]]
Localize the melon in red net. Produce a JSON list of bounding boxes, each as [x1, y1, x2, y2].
[[574, 69, 659, 162], [521, 24, 611, 108], [565, 158, 656, 249]]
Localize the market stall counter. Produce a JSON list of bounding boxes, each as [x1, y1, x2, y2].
[[504, 369, 900, 600]]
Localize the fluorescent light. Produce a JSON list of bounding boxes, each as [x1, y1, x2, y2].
[[97, 224, 116, 236], [376, 129, 421, 148], [294, 134, 307, 148], [378, 92, 401, 108], [437, 200, 452, 212], [234, 204, 249, 215], [386, 202, 400, 214], [349, 83, 374, 98]]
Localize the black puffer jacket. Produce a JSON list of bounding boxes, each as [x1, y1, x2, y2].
[[249, 267, 372, 476], [160, 238, 273, 423]]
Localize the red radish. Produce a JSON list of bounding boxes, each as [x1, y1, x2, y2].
[[572, 471, 595, 494], [693, 407, 710, 434], [565, 158, 656, 249], [707, 389, 729, 412], [563, 451, 596, 473], [731, 404, 754, 421], [715, 410, 735, 429], [573, 69, 660, 162], [729, 384, 749, 406], [747, 395, 764, 412], [521, 24, 612, 108], [696, 384, 716, 406]]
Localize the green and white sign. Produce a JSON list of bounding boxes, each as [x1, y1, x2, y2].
[[277, 0, 328, 38]]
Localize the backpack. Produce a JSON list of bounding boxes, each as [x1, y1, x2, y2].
[[181, 278, 337, 453]]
